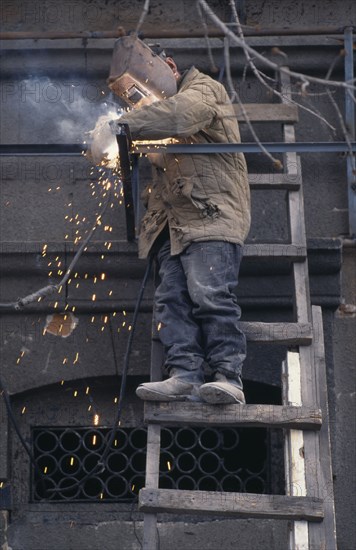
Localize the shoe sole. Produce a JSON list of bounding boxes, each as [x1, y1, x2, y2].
[[199, 384, 245, 405], [136, 386, 203, 402]]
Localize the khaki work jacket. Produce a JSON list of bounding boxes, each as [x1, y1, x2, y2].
[[119, 67, 250, 258]]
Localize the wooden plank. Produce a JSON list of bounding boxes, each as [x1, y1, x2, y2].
[[311, 306, 337, 549], [233, 103, 299, 123], [142, 284, 164, 550], [280, 69, 313, 550], [139, 489, 324, 521], [144, 402, 322, 429], [283, 352, 309, 548], [248, 173, 301, 190], [143, 425, 161, 550], [239, 322, 312, 345], [154, 322, 313, 344], [244, 244, 306, 260]]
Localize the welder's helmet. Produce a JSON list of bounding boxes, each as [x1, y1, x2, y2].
[[107, 35, 177, 109]]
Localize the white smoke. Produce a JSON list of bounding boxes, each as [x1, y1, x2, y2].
[[18, 77, 123, 143]]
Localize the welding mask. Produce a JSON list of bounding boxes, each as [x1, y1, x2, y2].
[[107, 35, 177, 109]]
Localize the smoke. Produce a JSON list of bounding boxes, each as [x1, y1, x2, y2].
[[16, 77, 123, 143]]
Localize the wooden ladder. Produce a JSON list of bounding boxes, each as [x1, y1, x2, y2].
[[139, 70, 337, 550]]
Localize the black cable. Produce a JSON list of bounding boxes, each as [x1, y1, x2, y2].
[[0, 254, 153, 497], [0, 376, 49, 496], [0, 187, 112, 311], [45, 253, 154, 493]]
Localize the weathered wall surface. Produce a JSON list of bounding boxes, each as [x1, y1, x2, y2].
[[0, 1, 355, 549]]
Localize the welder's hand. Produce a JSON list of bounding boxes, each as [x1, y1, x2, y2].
[[88, 113, 122, 169]]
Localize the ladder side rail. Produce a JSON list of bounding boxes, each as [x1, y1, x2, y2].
[[279, 69, 311, 325], [280, 69, 336, 549], [280, 67, 318, 550], [142, 263, 164, 550], [283, 351, 309, 549], [311, 306, 337, 549]]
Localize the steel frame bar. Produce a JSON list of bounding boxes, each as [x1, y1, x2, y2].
[[0, 26, 353, 41], [1, 142, 355, 156], [344, 27, 356, 237]]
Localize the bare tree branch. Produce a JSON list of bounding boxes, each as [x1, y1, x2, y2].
[[198, 0, 356, 92], [0, 186, 113, 310], [135, 0, 151, 36], [224, 37, 282, 169], [224, 0, 336, 131], [325, 54, 355, 165], [196, 1, 218, 72]]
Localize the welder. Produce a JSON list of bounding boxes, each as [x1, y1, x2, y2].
[[105, 37, 251, 404]]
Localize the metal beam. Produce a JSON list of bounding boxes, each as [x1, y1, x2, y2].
[[1, 142, 355, 156], [344, 27, 356, 237], [133, 142, 356, 154], [0, 26, 352, 41]]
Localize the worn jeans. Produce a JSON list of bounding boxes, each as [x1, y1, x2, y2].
[[154, 240, 246, 387]]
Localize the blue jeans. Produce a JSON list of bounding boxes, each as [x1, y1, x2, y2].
[[154, 240, 246, 387]]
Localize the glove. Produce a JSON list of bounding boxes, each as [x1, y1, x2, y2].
[[88, 112, 123, 169]]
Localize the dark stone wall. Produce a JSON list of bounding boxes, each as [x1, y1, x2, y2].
[[0, 1, 355, 549]]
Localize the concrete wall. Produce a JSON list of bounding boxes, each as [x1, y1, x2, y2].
[[0, 1, 355, 549]]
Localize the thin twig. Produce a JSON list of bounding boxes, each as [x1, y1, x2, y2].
[[224, 37, 282, 168], [196, 1, 218, 73], [0, 187, 112, 310], [135, 0, 151, 36], [226, 0, 335, 130], [325, 54, 355, 162], [198, 0, 356, 92]]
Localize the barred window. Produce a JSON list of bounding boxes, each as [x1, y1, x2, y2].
[[32, 426, 283, 502]]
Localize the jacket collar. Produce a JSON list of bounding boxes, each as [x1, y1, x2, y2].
[[178, 66, 200, 92]]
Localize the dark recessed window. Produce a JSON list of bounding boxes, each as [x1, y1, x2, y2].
[[32, 426, 283, 502]]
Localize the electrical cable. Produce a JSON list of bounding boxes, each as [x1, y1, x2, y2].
[[0, 178, 114, 499], [0, 187, 112, 311], [0, 254, 153, 497], [45, 253, 153, 494], [0, 375, 49, 496]]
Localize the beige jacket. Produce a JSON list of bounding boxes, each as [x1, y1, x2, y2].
[[119, 67, 250, 258]]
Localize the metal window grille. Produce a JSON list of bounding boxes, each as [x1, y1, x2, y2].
[[32, 426, 278, 502]]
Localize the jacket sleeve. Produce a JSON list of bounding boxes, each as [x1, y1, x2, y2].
[[119, 84, 216, 140]]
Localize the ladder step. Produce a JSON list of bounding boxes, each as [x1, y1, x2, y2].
[[139, 489, 324, 522], [153, 323, 313, 344], [249, 173, 301, 189], [240, 322, 312, 344], [144, 403, 322, 429], [234, 103, 299, 123], [244, 244, 306, 259]]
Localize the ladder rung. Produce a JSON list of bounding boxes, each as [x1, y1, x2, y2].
[[144, 403, 322, 429], [234, 103, 299, 123], [153, 323, 313, 344], [139, 489, 324, 521], [248, 173, 301, 189], [244, 244, 306, 259], [240, 322, 312, 344]]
